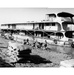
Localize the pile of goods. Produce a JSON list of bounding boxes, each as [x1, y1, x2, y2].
[[3, 41, 25, 64]]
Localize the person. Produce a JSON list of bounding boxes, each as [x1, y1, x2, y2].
[[42, 40, 48, 50], [54, 39, 57, 44], [71, 42, 74, 48], [44, 40, 48, 49], [33, 41, 39, 49], [23, 39, 27, 45], [37, 42, 43, 48], [26, 39, 29, 45]]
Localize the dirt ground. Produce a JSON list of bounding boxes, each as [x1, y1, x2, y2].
[[0, 36, 74, 67]]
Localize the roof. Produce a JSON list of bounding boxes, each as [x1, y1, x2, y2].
[[46, 13, 56, 17], [57, 12, 74, 17], [1, 21, 60, 25]]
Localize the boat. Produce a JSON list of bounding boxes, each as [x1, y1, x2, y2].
[[1, 12, 74, 49]]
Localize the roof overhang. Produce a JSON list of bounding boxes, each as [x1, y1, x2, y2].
[[57, 12, 74, 18]]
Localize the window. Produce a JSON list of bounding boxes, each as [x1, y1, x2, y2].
[[62, 23, 74, 31], [52, 23, 55, 26], [8, 24, 10, 28], [12, 24, 16, 29]]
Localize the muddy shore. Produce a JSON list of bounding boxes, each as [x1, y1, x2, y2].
[[0, 36, 73, 67]]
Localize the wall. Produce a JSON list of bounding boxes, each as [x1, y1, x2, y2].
[[16, 24, 33, 30], [44, 24, 58, 31], [1, 25, 8, 29]]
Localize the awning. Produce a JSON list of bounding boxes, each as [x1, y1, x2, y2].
[[62, 21, 74, 25]]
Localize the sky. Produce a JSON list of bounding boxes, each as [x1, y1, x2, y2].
[[0, 8, 74, 25]]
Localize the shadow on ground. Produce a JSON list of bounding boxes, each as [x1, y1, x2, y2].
[[17, 49, 52, 64]]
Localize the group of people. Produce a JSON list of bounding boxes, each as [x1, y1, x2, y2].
[[23, 39, 48, 50]]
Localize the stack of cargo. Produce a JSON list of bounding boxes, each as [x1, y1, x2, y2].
[[6, 41, 24, 63]]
